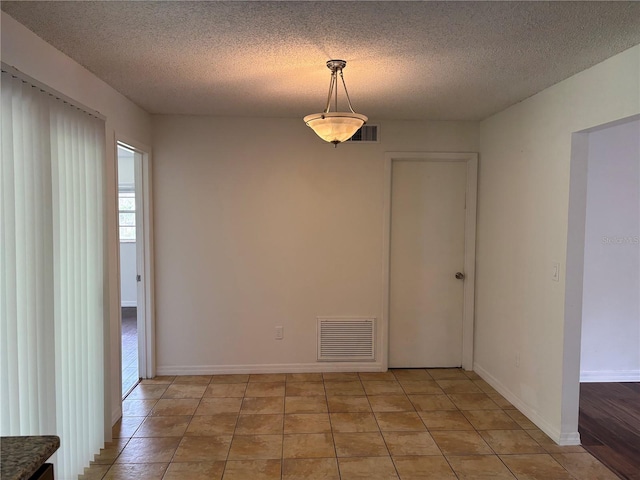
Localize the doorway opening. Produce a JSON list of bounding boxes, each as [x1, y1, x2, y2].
[[117, 142, 147, 397], [564, 115, 639, 474]]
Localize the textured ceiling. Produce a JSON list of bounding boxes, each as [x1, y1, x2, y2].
[[2, 1, 640, 120]]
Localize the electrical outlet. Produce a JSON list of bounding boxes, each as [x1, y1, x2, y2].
[[275, 326, 284, 340], [515, 351, 521, 368]]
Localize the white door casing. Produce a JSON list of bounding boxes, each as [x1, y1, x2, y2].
[[382, 152, 478, 370]]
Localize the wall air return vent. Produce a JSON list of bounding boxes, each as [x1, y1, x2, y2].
[[345, 124, 379, 143], [317, 317, 376, 361]]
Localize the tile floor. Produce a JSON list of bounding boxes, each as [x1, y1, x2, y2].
[[80, 369, 619, 479]]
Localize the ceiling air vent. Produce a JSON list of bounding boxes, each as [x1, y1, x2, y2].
[[346, 124, 379, 143], [317, 317, 376, 361]]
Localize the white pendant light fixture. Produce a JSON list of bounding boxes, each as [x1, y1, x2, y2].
[[304, 59, 368, 146]]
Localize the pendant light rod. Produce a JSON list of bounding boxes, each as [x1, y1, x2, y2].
[[303, 59, 368, 146]]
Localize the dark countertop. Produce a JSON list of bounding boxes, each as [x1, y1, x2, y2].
[[1, 436, 60, 480]]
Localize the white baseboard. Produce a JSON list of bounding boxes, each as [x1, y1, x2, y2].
[[121, 301, 137, 308], [580, 369, 640, 382], [157, 361, 386, 376], [111, 406, 122, 427], [473, 363, 581, 446]]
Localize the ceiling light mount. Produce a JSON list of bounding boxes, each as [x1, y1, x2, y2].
[[303, 59, 368, 146]]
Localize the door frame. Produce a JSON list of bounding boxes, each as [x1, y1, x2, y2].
[[382, 152, 478, 370], [115, 135, 156, 381]]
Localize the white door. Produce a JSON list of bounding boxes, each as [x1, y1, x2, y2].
[[389, 160, 467, 367]]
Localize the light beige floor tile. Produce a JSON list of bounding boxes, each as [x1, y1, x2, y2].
[[409, 394, 457, 411], [172, 375, 212, 384], [446, 455, 516, 479], [222, 459, 281, 480], [499, 453, 574, 479], [472, 379, 498, 394], [241, 396, 285, 414], [462, 410, 520, 430], [286, 382, 326, 397], [285, 396, 328, 413], [185, 414, 238, 435], [228, 434, 283, 460], [436, 379, 483, 394], [78, 463, 111, 480], [286, 373, 324, 383], [551, 452, 619, 480], [126, 384, 168, 400], [327, 396, 371, 413], [362, 381, 405, 396], [195, 397, 243, 415], [245, 382, 286, 397], [418, 410, 474, 430], [383, 431, 440, 456], [115, 437, 180, 463], [141, 376, 175, 384], [323, 372, 360, 382], [204, 383, 247, 398], [163, 461, 225, 480], [430, 431, 493, 455], [150, 398, 200, 416], [330, 412, 379, 432], [391, 369, 433, 381], [283, 433, 336, 458], [338, 456, 399, 479], [480, 429, 546, 454], [249, 373, 287, 383], [374, 412, 426, 431], [236, 414, 284, 434], [488, 393, 516, 409], [334, 432, 389, 457], [161, 383, 207, 399], [282, 458, 340, 480], [112, 416, 144, 438], [103, 463, 167, 480], [172, 435, 232, 462], [392, 455, 457, 479], [525, 429, 585, 453], [324, 381, 366, 396], [133, 415, 190, 437], [284, 413, 331, 433], [398, 380, 444, 395], [505, 410, 538, 429], [211, 374, 250, 384], [368, 395, 415, 412], [92, 438, 130, 464], [359, 372, 397, 381], [427, 369, 468, 380], [448, 393, 501, 410], [122, 399, 157, 417]]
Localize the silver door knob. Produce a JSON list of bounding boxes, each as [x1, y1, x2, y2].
[[455, 272, 465, 280]]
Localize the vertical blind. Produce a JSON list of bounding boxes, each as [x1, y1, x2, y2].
[[1, 70, 106, 480]]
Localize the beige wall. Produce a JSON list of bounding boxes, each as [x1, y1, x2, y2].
[[2, 12, 153, 429], [476, 45, 639, 444], [151, 116, 478, 373]]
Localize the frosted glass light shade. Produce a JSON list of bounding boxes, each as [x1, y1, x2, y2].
[[303, 112, 368, 144]]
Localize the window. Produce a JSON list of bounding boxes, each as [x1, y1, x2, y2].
[[119, 189, 136, 241]]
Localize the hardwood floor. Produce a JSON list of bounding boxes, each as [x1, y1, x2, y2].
[[579, 382, 640, 480]]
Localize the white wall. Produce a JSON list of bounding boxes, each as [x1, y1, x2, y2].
[[581, 119, 640, 382], [119, 244, 138, 307], [118, 151, 138, 307], [152, 116, 478, 373], [2, 12, 153, 429], [476, 45, 639, 444]]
